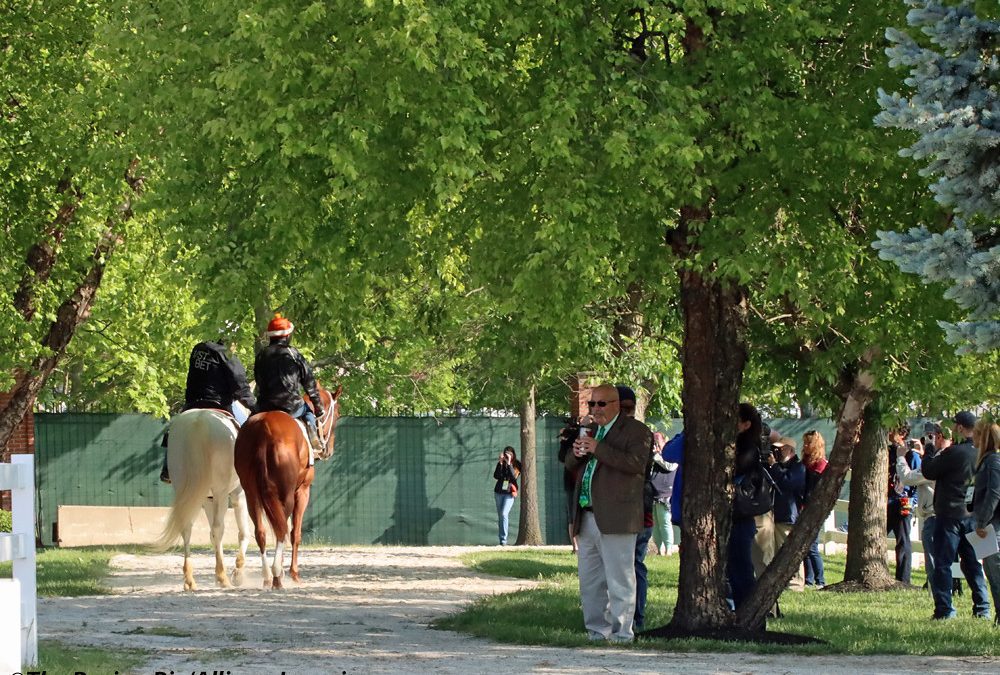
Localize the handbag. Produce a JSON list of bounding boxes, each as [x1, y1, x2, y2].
[[510, 483, 519, 498]]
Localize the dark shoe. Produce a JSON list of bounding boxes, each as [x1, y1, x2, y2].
[[932, 613, 956, 620], [159, 466, 171, 484]]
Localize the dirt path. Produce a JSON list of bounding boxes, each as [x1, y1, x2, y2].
[[38, 546, 999, 674]]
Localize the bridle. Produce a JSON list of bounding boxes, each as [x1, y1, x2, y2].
[[316, 393, 338, 455]]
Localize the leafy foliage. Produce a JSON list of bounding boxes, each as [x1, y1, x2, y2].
[[875, 0, 1000, 353]]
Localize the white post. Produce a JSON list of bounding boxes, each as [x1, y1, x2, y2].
[[0, 579, 21, 674], [0, 455, 37, 668]]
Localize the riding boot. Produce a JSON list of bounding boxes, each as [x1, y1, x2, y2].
[[307, 424, 324, 456], [159, 449, 171, 484]]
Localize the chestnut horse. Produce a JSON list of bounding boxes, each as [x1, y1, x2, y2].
[[234, 383, 341, 588], [155, 408, 252, 590]]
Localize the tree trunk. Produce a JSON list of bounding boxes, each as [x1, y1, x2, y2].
[[13, 169, 81, 321], [0, 159, 141, 452], [735, 350, 878, 629], [842, 397, 894, 587], [0, 226, 122, 451], [515, 383, 543, 545], [668, 211, 748, 629]]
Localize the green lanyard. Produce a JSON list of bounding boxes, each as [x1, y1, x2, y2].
[[578, 426, 607, 508]]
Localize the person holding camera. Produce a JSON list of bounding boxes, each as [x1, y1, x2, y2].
[[898, 426, 939, 589], [887, 427, 919, 584], [492, 446, 522, 546], [922, 411, 990, 619], [767, 436, 807, 591], [558, 418, 589, 553]]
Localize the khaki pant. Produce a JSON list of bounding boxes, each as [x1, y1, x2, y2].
[[775, 522, 806, 591], [576, 511, 637, 642], [752, 511, 775, 578]]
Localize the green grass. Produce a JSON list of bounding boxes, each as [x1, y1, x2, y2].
[[437, 549, 1000, 655], [1, 548, 149, 672], [0, 546, 125, 596], [33, 639, 146, 674]]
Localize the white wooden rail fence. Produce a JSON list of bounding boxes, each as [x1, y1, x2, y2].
[[824, 498, 926, 556], [0, 454, 38, 671]]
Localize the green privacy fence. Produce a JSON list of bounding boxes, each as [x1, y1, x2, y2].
[[31, 413, 840, 547]]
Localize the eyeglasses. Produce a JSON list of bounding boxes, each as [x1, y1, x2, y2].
[[588, 400, 618, 408]]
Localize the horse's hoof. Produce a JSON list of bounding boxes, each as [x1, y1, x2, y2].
[[216, 576, 232, 589], [272, 576, 283, 590], [232, 568, 245, 587], [290, 570, 300, 583], [262, 578, 272, 589], [184, 581, 196, 592]]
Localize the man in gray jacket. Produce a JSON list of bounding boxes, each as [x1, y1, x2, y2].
[[921, 411, 990, 620]]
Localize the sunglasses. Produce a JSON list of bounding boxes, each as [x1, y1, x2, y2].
[[588, 400, 618, 408]]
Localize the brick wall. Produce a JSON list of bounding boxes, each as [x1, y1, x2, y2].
[[569, 371, 601, 421], [1, 385, 35, 511]]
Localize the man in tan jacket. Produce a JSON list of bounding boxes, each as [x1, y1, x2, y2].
[[565, 383, 652, 642]]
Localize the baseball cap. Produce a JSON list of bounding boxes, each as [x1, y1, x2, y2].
[[952, 411, 977, 428], [615, 385, 637, 403]]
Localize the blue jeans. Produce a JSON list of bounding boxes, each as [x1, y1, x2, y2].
[[931, 516, 990, 618], [728, 516, 757, 610], [804, 534, 825, 585], [887, 505, 912, 584], [292, 403, 317, 428], [634, 525, 653, 630], [921, 515, 936, 587], [652, 501, 674, 551], [494, 492, 514, 545]]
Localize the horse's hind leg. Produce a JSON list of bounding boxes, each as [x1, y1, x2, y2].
[[182, 524, 196, 591], [207, 496, 231, 588], [271, 538, 286, 590], [231, 489, 251, 587], [289, 484, 312, 583]]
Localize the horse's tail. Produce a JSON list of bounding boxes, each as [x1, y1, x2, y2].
[[256, 420, 290, 542], [153, 411, 227, 551]]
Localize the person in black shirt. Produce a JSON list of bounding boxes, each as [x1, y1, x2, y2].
[[160, 336, 257, 483], [922, 410, 990, 619], [254, 314, 325, 453]]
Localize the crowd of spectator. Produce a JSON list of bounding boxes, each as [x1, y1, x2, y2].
[[553, 392, 1000, 640]]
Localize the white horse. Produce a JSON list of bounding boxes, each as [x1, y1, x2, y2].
[[154, 408, 252, 590]]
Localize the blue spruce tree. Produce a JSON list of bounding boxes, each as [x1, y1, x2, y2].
[[874, 0, 1000, 352]]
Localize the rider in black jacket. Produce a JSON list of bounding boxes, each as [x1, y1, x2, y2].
[[161, 337, 257, 483], [255, 314, 325, 453]]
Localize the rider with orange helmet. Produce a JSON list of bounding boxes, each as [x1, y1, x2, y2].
[[254, 314, 325, 453]]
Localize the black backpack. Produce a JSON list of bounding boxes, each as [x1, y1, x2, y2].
[[733, 459, 778, 518]]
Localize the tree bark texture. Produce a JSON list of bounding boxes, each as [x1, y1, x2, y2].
[[13, 169, 81, 321], [669, 251, 748, 630], [515, 383, 543, 545], [842, 399, 894, 587], [735, 352, 877, 629]]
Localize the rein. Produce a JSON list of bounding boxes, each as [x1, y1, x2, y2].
[[315, 396, 337, 452]]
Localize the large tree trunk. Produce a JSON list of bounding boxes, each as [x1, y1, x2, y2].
[[515, 383, 543, 545], [668, 208, 748, 630], [842, 398, 894, 588], [735, 351, 878, 629]]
